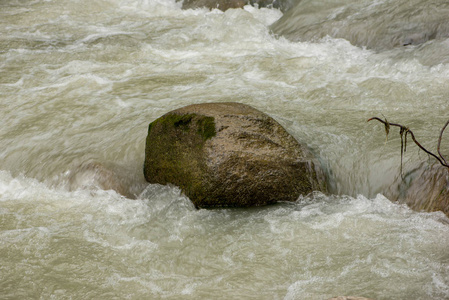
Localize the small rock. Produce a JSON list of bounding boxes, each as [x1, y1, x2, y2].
[[180, 0, 283, 12], [328, 297, 374, 300], [67, 162, 147, 198], [386, 162, 449, 217]]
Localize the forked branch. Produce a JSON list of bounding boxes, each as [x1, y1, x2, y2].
[[367, 117, 449, 171]]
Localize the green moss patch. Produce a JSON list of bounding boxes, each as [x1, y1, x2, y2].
[[144, 112, 217, 206], [196, 116, 216, 140], [148, 113, 216, 140], [154, 113, 194, 131]]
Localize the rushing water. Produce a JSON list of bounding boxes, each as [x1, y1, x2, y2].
[[1, 0, 448, 299]]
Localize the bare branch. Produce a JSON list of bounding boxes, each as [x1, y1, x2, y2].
[[368, 117, 449, 169], [437, 119, 449, 166]]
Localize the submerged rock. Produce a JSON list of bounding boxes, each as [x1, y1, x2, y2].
[[67, 162, 147, 199], [179, 0, 289, 12], [328, 297, 374, 300], [181, 0, 246, 11], [386, 162, 449, 217], [144, 102, 326, 208], [270, 0, 449, 51]]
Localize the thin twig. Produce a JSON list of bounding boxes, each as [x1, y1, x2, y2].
[[437, 119, 449, 166], [368, 117, 449, 169]]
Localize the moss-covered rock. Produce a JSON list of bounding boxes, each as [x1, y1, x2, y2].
[[144, 102, 327, 208]]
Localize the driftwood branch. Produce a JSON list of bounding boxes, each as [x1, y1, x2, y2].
[[367, 117, 449, 171]]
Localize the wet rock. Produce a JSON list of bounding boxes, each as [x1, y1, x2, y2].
[[270, 0, 449, 51], [67, 162, 147, 199], [402, 32, 434, 46], [143, 102, 327, 208], [179, 0, 287, 12], [181, 0, 246, 11], [328, 297, 374, 300], [386, 162, 449, 217]]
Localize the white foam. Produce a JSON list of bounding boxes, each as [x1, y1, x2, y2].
[[1, 0, 449, 298]]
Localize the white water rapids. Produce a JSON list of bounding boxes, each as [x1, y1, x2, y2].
[[0, 0, 448, 299]]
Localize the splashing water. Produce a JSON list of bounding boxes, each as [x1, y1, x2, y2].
[[0, 0, 448, 299]]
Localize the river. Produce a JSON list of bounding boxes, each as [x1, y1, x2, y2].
[[0, 0, 448, 299]]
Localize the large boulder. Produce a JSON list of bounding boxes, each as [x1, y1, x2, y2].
[[144, 102, 327, 208], [386, 162, 449, 217]]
